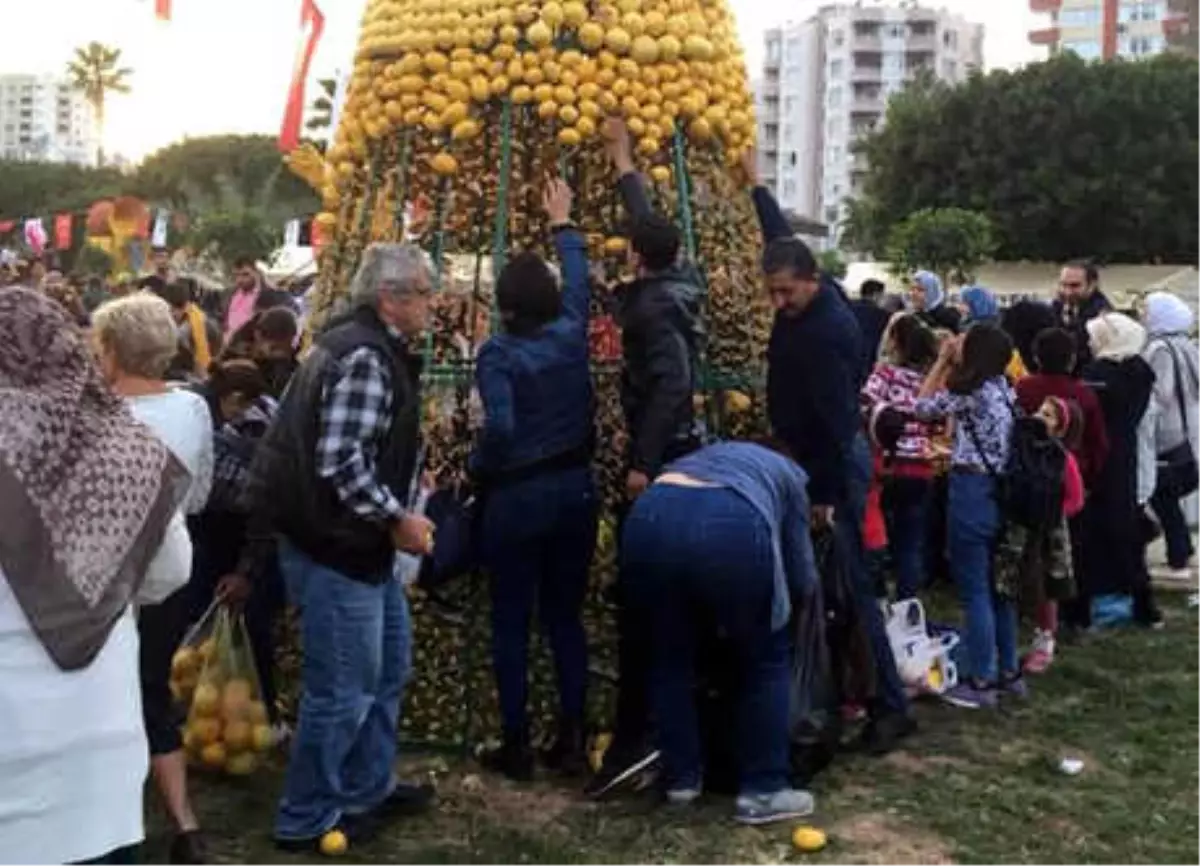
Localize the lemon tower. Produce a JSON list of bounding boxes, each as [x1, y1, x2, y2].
[[300, 0, 774, 747]]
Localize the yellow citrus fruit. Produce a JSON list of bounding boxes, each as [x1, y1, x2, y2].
[[576, 116, 597, 138], [578, 22, 604, 50], [191, 683, 220, 717], [526, 20, 553, 47], [512, 84, 534, 104], [252, 724, 275, 752], [171, 648, 200, 678], [222, 679, 254, 720], [562, 0, 588, 26], [605, 26, 631, 54], [248, 701, 269, 725], [650, 165, 671, 184], [200, 742, 227, 768], [190, 716, 222, 745], [225, 752, 258, 776], [537, 100, 559, 120], [558, 127, 582, 146], [631, 34, 659, 64], [319, 830, 349, 857], [792, 826, 827, 853], [430, 152, 459, 175], [558, 105, 580, 125], [223, 720, 253, 752], [636, 136, 660, 156], [197, 638, 216, 663], [603, 237, 627, 255]]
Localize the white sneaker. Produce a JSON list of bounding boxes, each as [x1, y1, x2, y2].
[[735, 788, 815, 825], [666, 786, 702, 806]]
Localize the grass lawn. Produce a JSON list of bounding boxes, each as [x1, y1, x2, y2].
[[153, 593, 1198, 864]]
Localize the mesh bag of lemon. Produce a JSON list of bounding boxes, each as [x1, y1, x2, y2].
[[179, 607, 274, 776], [277, 0, 775, 749]]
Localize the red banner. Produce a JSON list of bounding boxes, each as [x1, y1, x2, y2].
[[0, 220, 14, 235], [311, 218, 327, 252], [154, 0, 171, 21], [54, 213, 73, 250], [278, 0, 325, 154]]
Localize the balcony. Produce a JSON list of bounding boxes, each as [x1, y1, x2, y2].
[[851, 61, 883, 82], [1029, 26, 1061, 45], [1029, 0, 1062, 11]]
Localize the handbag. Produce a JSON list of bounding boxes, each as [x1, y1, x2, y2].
[[1154, 340, 1199, 500]]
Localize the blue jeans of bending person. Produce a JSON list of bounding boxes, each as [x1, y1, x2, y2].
[[947, 473, 1018, 683], [622, 484, 793, 796], [275, 539, 412, 841], [840, 434, 910, 716], [482, 466, 597, 737], [883, 477, 933, 601]]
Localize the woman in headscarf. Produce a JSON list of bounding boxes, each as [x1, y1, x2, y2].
[[909, 270, 962, 333], [1076, 312, 1162, 630], [92, 293, 215, 863], [1142, 292, 1199, 577], [0, 287, 191, 864], [959, 285, 1028, 383]]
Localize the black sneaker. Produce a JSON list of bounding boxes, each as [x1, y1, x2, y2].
[[850, 712, 917, 757], [583, 742, 661, 799], [479, 737, 535, 782], [168, 830, 207, 864], [541, 723, 587, 777], [374, 781, 436, 817]]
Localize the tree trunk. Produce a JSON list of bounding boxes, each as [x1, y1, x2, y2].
[[94, 98, 105, 168]]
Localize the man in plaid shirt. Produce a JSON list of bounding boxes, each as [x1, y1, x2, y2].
[[242, 243, 437, 852]]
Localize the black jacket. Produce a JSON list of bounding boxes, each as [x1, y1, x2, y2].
[[245, 306, 421, 581], [916, 305, 963, 334], [767, 278, 864, 508], [1053, 289, 1112, 375], [850, 299, 891, 381], [614, 172, 705, 476]]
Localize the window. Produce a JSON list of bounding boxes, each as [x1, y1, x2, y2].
[[1120, 34, 1166, 54], [1119, 1, 1163, 22], [832, 29, 845, 47], [783, 179, 796, 198], [883, 52, 905, 74], [1061, 5, 1102, 26], [766, 39, 781, 62], [943, 29, 958, 48], [783, 96, 797, 114], [827, 85, 843, 106], [789, 152, 798, 167], [829, 59, 844, 78], [1062, 39, 1102, 58], [828, 116, 844, 135], [942, 59, 958, 79], [829, 144, 843, 162], [884, 23, 905, 39]]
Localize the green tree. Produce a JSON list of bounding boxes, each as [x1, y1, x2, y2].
[[816, 248, 848, 279], [854, 53, 1198, 263], [886, 207, 997, 286], [182, 174, 287, 278], [66, 42, 132, 166], [0, 160, 125, 219]]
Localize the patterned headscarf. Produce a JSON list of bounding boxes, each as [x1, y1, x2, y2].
[[0, 287, 189, 670]]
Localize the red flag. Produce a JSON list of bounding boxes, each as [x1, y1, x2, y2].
[[154, 0, 171, 20], [54, 213, 73, 250], [311, 219, 327, 252], [278, 0, 325, 153], [0, 220, 14, 234]]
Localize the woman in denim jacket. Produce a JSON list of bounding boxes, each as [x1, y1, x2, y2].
[[473, 179, 598, 781]]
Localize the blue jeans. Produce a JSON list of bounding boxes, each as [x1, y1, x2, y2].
[[947, 473, 1018, 683], [481, 467, 597, 735], [622, 485, 792, 796], [275, 539, 412, 841], [840, 434, 909, 716], [1151, 486, 1195, 569], [884, 477, 933, 600]]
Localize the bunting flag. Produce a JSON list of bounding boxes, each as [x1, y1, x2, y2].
[[151, 209, 170, 247], [24, 219, 47, 255], [154, 0, 171, 21], [54, 213, 73, 250], [278, 0, 326, 154]]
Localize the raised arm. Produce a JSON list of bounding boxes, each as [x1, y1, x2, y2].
[[603, 117, 654, 221], [741, 148, 793, 245], [543, 178, 590, 336]]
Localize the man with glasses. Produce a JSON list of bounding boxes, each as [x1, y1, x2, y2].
[[1052, 259, 1112, 374]]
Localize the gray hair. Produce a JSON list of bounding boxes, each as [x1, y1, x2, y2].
[[92, 292, 179, 379], [348, 243, 432, 309]]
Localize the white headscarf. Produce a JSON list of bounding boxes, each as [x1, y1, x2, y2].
[[1144, 292, 1195, 337], [1087, 312, 1147, 361]]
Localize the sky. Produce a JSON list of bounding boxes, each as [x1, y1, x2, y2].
[[3, 0, 1043, 162]]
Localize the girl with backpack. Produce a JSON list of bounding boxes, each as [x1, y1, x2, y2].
[[913, 323, 1022, 710]]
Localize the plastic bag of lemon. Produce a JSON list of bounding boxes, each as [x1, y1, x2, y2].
[[179, 607, 274, 777]]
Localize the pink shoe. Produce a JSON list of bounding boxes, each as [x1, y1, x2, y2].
[[1022, 631, 1055, 675]]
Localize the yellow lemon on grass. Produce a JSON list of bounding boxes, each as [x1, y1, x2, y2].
[[792, 826, 827, 853], [319, 830, 349, 857]]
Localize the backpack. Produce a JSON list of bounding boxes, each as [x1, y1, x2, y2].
[[964, 403, 1066, 531]]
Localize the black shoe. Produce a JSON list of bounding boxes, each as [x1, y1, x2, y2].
[[374, 781, 436, 817], [480, 735, 535, 782], [169, 830, 207, 865], [851, 712, 917, 757], [583, 741, 661, 800], [541, 722, 587, 777]]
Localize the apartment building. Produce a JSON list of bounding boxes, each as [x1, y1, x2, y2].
[[1029, 0, 1196, 59], [757, 2, 983, 245], [0, 74, 99, 165]]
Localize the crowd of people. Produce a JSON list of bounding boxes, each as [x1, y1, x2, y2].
[[1, 114, 1196, 863]]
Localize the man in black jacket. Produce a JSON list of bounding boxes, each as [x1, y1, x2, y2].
[[1052, 259, 1112, 374], [241, 243, 436, 851], [587, 119, 705, 797], [851, 279, 892, 381]]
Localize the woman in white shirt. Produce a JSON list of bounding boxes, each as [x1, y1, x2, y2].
[[0, 287, 191, 864], [92, 293, 214, 864]]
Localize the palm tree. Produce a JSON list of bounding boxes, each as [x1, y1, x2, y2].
[[66, 42, 132, 166]]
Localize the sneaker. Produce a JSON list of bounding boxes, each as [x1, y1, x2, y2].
[[374, 781, 436, 818], [584, 742, 661, 800], [541, 722, 587, 777], [666, 785, 702, 806], [940, 681, 998, 710], [1022, 631, 1056, 675], [999, 673, 1029, 699], [849, 711, 917, 756], [169, 830, 207, 864], [735, 788, 816, 826], [479, 736, 535, 783]]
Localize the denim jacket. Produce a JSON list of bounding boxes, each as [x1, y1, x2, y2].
[[473, 228, 593, 474]]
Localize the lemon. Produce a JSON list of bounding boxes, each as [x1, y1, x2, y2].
[[792, 826, 827, 853], [605, 26, 632, 54], [562, 0, 588, 26], [541, 1, 565, 27], [649, 164, 671, 184], [558, 127, 581, 146], [537, 100, 559, 120], [526, 20, 553, 47], [451, 118, 480, 140], [578, 22, 605, 50], [558, 105, 580, 125], [430, 152, 458, 175], [319, 830, 349, 857]]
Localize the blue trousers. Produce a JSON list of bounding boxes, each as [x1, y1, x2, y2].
[[947, 473, 1018, 683], [275, 540, 411, 841], [622, 485, 792, 796], [481, 467, 597, 735], [883, 477, 933, 600], [841, 435, 910, 716]]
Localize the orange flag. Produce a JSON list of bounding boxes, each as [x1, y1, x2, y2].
[[278, 0, 326, 154]]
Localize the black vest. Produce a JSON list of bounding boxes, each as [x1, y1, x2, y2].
[[259, 306, 421, 582]]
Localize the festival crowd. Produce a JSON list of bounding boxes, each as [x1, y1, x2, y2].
[[0, 118, 1196, 864]]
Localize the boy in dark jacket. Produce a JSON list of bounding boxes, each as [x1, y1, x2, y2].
[[745, 154, 915, 754]]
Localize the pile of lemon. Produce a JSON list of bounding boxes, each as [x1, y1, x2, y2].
[[180, 669, 274, 776], [321, 0, 754, 209]]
